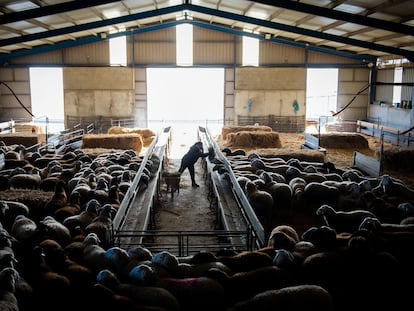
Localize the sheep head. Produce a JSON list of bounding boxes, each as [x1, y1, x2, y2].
[[358, 217, 381, 231]]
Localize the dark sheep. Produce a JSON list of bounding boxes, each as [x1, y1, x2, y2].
[[0, 267, 21, 311], [96, 268, 180, 311], [8, 171, 41, 190], [227, 284, 334, 311], [267, 225, 299, 251], [316, 204, 376, 234], [244, 181, 273, 237], [207, 265, 291, 306], [216, 250, 273, 273]]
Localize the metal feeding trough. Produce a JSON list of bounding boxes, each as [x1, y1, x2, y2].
[[162, 171, 181, 197]]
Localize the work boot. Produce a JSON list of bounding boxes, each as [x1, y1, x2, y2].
[[192, 182, 199, 187]]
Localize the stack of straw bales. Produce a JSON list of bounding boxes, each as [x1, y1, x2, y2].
[[0, 133, 41, 147], [108, 126, 155, 146], [221, 125, 272, 140], [221, 125, 281, 149], [82, 133, 143, 153]]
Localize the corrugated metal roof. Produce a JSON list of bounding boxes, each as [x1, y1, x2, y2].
[[0, 0, 413, 63]]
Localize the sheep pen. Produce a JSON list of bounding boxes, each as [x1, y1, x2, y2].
[[0, 126, 414, 311], [216, 130, 414, 188]]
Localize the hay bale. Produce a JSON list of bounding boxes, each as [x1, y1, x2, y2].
[[14, 123, 44, 134], [379, 147, 414, 172], [225, 131, 282, 149], [318, 133, 369, 149], [0, 133, 41, 147], [250, 148, 325, 163], [222, 125, 272, 140], [107, 126, 124, 134], [82, 133, 143, 153], [107, 126, 155, 147], [108, 126, 155, 138], [142, 136, 155, 147], [0, 189, 52, 215]]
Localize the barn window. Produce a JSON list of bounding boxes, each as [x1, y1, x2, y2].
[[110, 35, 127, 66], [176, 23, 193, 66], [242, 35, 259, 66], [392, 66, 402, 105]]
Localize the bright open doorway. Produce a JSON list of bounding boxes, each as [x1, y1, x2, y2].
[[306, 68, 338, 122], [147, 67, 224, 158], [147, 68, 224, 128], [29, 67, 64, 134]]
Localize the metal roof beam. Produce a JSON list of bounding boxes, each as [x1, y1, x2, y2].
[[189, 4, 414, 61], [0, 19, 374, 63], [250, 0, 414, 37], [0, 3, 412, 62], [0, 4, 186, 47], [0, 0, 122, 25]]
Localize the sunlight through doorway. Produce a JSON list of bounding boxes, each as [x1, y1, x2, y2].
[[147, 67, 224, 158], [29, 67, 64, 134]]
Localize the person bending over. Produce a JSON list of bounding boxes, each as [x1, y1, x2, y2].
[[178, 141, 209, 187]]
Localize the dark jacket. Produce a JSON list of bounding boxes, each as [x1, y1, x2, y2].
[[181, 143, 209, 167]]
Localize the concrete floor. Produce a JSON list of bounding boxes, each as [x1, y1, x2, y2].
[[150, 125, 220, 255]]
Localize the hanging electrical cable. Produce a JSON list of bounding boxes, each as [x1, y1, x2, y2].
[[331, 83, 370, 117], [331, 82, 414, 136], [0, 81, 35, 117]]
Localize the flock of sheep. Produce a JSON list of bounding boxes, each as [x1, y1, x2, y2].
[[0, 138, 413, 310]]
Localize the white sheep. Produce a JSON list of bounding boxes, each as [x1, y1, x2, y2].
[[0, 200, 29, 232], [37, 215, 72, 247], [10, 215, 38, 245]]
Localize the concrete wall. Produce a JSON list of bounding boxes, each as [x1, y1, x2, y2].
[[0, 68, 32, 122], [337, 68, 370, 121], [135, 68, 147, 127], [234, 67, 306, 120], [224, 68, 235, 125], [63, 67, 134, 119]]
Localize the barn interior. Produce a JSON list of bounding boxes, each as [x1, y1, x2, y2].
[[0, 1, 414, 310]]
